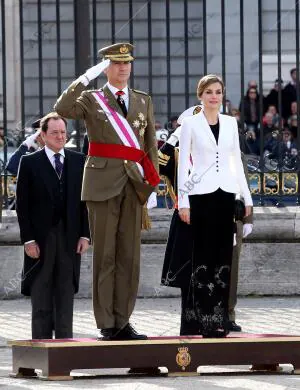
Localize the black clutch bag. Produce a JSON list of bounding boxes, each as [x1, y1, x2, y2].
[[234, 199, 245, 221]]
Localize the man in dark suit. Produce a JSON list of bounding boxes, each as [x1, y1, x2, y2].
[[16, 112, 90, 339]]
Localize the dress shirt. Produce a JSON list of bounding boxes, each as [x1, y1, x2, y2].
[[106, 82, 129, 110], [44, 145, 65, 170]]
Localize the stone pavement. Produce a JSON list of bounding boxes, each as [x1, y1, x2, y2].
[[0, 297, 300, 389]]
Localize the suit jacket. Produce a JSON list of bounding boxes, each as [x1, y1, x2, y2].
[[54, 80, 158, 205], [16, 148, 90, 296], [178, 111, 253, 209]]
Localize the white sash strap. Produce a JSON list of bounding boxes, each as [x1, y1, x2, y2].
[[93, 91, 144, 177]]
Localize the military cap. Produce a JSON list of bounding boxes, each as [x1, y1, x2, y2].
[[31, 118, 42, 129], [98, 42, 134, 62]]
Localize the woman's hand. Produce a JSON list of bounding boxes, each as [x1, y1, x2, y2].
[[179, 208, 190, 224], [245, 206, 252, 217]]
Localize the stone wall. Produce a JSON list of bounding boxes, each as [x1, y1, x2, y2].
[[0, 207, 299, 299]]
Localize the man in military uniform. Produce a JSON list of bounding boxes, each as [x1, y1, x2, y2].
[[55, 43, 159, 341]]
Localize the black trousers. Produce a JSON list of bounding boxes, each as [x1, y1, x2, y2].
[[30, 221, 75, 339], [180, 189, 235, 335]]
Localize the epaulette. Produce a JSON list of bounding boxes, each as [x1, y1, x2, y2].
[[131, 89, 148, 96], [158, 150, 171, 166], [86, 88, 103, 93]]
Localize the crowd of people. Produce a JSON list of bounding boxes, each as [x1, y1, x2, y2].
[[156, 69, 300, 172]]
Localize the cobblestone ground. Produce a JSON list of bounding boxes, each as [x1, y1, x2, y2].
[[0, 297, 300, 389]]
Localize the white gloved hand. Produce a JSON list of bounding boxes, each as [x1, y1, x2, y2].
[[233, 233, 237, 246], [79, 59, 110, 86], [147, 192, 157, 209], [23, 130, 41, 150], [167, 126, 181, 146], [243, 223, 253, 238]]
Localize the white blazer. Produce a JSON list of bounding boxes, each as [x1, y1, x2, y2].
[[178, 110, 253, 209]]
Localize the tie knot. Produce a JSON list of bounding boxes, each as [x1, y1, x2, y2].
[[54, 153, 61, 161], [116, 90, 125, 96]]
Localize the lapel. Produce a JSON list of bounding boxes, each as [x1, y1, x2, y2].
[[64, 149, 72, 188], [103, 85, 125, 118], [126, 89, 138, 125], [199, 110, 224, 148], [39, 149, 59, 198]]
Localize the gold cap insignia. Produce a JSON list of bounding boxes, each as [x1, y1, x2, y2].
[[120, 45, 129, 54]]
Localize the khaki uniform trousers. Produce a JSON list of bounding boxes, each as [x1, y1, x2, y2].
[[228, 220, 243, 322], [87, 181, 142, 329]]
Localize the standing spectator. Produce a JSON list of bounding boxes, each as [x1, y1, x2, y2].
[[265, 105, 281, 128], [16, 112, 90, 340], [287, 102, 298, 138], [248, 80, 258, 89], [0, 126, 4, 148], [244, 129, 260, 156], [264, 79, 283, 113], [239, 88, 261, 131], [282, 68, 297, 119], [262, 112, 277, 141]]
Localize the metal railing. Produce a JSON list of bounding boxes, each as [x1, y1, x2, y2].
[[1, 0, 300, 208]]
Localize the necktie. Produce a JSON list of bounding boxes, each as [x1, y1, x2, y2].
[[54, 153, 63, 178], [115, 90, 128, 117]]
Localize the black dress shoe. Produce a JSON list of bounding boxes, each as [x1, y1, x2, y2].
[[114, 323, 148, 340], [202, 328, 229, 338], [97, 328, 117, 341], [227, 321, 242, 332]]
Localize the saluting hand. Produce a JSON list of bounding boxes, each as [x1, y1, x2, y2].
[[179, 208, 190, 225], [24, 241, 40, 259]]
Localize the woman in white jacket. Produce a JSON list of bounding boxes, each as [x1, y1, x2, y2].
[[178, 74, 253, 337]]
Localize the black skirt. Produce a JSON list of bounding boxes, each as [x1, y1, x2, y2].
[[161, 209, 193, 288], [182, 188, 235, 333]]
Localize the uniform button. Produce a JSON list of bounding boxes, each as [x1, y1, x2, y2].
[[217, 170, 219, 172], [125, 160, 128, 164], [91, 164, 94, 167]]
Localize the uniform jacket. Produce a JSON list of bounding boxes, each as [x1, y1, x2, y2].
[[54, 80, 158, 205], [16, 148, 90, 296], [178, 110, 253, 209]]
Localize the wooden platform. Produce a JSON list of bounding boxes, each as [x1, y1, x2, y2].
[[8, 334, 300, 380]]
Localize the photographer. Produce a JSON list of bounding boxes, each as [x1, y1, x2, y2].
[[244, 128, 260, 156]]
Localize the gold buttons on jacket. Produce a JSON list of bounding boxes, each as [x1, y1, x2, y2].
[[124, 160, 128, 164]]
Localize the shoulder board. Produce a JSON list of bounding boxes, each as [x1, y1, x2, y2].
[[85, 88, 101, 93], [131, 89, 148, 96]]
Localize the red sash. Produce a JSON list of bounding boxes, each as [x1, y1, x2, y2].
[[88, 142, 160, 187]]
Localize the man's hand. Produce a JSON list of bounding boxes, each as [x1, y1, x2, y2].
[[24, 241, 40, 259], [76, 238, 90, 254], [179, 208, 190, 224], [23, 130, 41, 150], [245, 206, 252, 217], [82, 59, 110, 84]]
